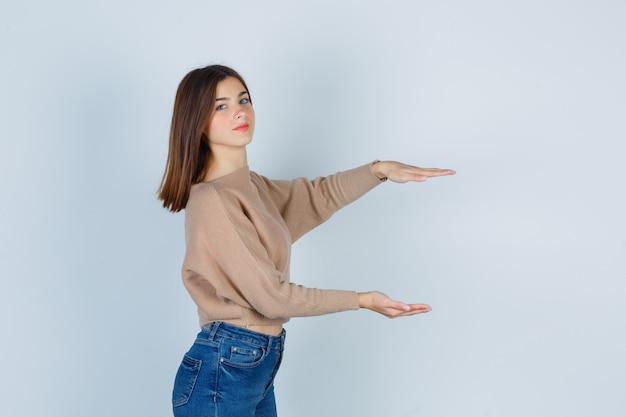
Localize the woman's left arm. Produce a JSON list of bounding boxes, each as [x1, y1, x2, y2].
[[370, 160, 456, 183]]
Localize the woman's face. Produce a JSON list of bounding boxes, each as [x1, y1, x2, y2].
[[204, 76, 255, 151]]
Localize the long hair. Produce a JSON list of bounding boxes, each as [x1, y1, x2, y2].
[[158, 65, 250, 212]]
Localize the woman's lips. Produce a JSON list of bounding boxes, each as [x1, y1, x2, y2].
[[233, 123, 249, 132]]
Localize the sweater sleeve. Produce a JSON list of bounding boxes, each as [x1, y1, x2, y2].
[[255, 161, 383, 241], [182, 185, 361, 321]]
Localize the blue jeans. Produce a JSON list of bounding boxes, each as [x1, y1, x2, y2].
[[172, 321, 286, 417]]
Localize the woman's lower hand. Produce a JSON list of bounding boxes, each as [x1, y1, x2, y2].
[[358, 291, 432, 318]]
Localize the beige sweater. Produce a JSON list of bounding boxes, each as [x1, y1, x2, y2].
[[182, 162, 383, 328]]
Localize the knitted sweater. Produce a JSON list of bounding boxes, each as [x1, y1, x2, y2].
[[182, 162, 383, 328]]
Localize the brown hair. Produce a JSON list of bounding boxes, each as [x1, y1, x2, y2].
[[158, 65, 250, 212]]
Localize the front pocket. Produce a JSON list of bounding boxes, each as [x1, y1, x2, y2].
[[172, 355, 202, 407], [219, 339, 266, 368]]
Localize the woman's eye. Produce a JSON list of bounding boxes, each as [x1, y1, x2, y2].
[[240, 98, 250, 105], [216, 104, 227, 111]]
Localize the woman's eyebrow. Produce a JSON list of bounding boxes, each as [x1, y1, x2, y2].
[[215, 91, 249, 102]]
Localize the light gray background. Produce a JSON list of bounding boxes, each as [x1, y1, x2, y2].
[[2, 1, 625, 416]]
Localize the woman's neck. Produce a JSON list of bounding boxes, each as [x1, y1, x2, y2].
[[203, 147, 248, 182]]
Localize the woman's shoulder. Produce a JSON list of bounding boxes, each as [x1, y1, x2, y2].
[[187, 166, 260, 211], [191, 166, 250, 193], [185, 182, 222, 216]]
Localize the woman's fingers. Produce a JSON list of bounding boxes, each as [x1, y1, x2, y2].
[[383, 162, 456, 183], [360, 291, 432, 318]]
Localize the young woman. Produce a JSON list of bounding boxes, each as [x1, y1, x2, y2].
[[158, 64, 455, 417]]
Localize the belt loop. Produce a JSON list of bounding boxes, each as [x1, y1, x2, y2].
[[207, 321, 222, 340]]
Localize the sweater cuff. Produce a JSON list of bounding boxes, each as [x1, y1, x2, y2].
[[370, 160, 389, 182]]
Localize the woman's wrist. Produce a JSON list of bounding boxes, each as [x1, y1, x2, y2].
[[358, 292, 371, 309], [370, 160, 388, 182]]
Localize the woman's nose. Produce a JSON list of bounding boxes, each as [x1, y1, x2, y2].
[[234, 107, 246, 119]]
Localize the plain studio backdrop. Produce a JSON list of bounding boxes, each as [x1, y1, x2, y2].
[[1, 1, 625, 416]]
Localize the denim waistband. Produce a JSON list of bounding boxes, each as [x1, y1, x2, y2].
[[199, 321, 286, 350]]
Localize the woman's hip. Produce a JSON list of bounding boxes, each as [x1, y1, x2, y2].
[[172, 321, 286, 417]]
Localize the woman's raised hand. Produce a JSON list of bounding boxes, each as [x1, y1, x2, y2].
[[358, 291, 432, 318], [371, 160, 456, 183]]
